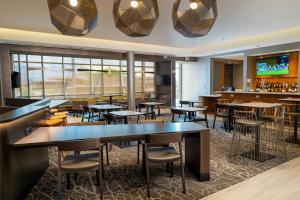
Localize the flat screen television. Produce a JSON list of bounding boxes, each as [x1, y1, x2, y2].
[[155, 75, 171, 86], [256, 55, 289, 76]]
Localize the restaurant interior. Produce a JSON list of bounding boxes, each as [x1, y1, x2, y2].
[[1, 0, 300, 199]]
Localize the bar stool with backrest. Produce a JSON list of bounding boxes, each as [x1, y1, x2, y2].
[[137, 119, 165, 164], [284, 103, 300, 141], [229, 110, 264, 160], [57, 139, 103, 200], [144, 132, 186, 198]]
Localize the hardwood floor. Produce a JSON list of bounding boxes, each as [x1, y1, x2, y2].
[[202, 156, 300, 200]]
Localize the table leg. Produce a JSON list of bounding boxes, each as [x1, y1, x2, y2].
[[184, 130, 210, 181], [158, 105, 161, 116], [124, 116, 128, 124]]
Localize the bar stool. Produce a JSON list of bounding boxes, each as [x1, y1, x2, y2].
[[229, 110, 264, 160], [261, 105, 286, 158]]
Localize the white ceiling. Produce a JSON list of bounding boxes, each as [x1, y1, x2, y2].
[[0, 0, 300, 56]]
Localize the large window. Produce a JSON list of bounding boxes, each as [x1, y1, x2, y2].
[[12, 53, 155, 98]]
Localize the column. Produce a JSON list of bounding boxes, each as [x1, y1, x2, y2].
[[127, 51, 136, 110]]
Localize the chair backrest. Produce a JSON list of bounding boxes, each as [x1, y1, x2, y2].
[[171, 108, 186, 115], [72, 101, 89, 110], [215, 103, 229, 113], [218, 99, 230, 104], [284, 103, 297, 113], [138, 119, 165, 124], [68, 121, 106, 126], [180, 101, 191, 107], [145, 132, 182, 145], [234, 110, 257, 122], [58, 139, 101, 152]]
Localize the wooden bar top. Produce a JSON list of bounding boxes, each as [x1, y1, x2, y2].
[[217, 91, 300, 96], [0, 99, 68, 123], [13, 122, 209, 147]]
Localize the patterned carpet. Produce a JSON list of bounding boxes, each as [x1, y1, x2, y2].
[[26, 115, 300, 200]]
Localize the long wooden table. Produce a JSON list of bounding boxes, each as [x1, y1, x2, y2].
[[13, 122, 210, 181]]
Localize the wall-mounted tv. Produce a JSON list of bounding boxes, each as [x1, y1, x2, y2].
[[256, 55, 289, 76], [155, 75, 171, 86]]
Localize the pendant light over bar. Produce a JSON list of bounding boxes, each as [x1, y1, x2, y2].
[[47, 0, 98, 36], [113, 0, 159, 37]]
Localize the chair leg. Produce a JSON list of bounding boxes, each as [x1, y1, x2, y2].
[[172, 114, 175, 122], [96, 170, 100, 185], [101, 148, 105, 178], [57, 169, 61, 199], [66, 173, 71, 189], [105, 143, 109, 166], [99, 153, 103, 200], [213, 115, 217, 128], [170, 162, 174, 178], [180, 157, 186, 194], [145, 157, 150, 198], [137, 141, 140, 164], [205, 113, 209, 128]]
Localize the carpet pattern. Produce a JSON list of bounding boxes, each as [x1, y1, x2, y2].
[[26, 120, 300, 200]]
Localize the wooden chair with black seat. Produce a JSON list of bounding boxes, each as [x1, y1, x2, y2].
[[71, 101, 88, 117], [213, 103, 230, 131], [171, 108, 187, 122], [144, 132, 186, 198], [193, 106, 209, 128], [180, 100, 191, 107], [67, 121, 110, 168], [57, 139, 103, 200], [137, 119, 165, 164]]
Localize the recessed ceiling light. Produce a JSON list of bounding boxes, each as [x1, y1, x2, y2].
[[190, 2, 198, 10], [69, 0, 78, 7], [131, 0, 139, 8]]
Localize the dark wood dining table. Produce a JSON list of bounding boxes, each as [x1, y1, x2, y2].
[[13, 122, 210, 181]]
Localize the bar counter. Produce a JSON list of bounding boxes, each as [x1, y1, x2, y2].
[[0, 99, 68, 199], [217, 91, 300, 102]]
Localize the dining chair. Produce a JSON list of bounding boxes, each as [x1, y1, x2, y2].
[[143, 132, 186, 198], [193, 106, 209, 128], [137, 119, 165, 164], [213, 103, 229, 131], [71, 101, 88, 117], [57, 139, 103, 200], [67, 121, 110, 166], [171, 108, 187, 122], [180, 100, 191, 107]]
